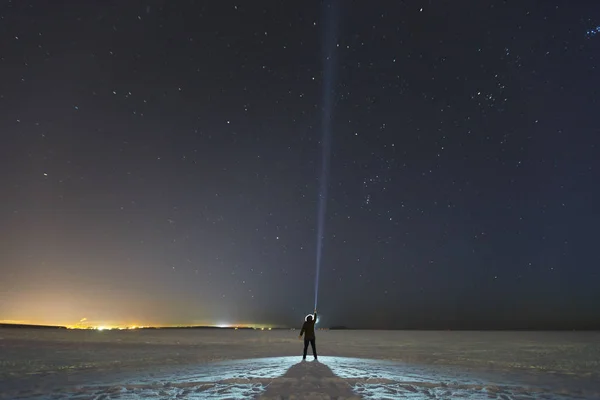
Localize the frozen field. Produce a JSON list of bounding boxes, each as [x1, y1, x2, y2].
[[0, 328, 599, 399]]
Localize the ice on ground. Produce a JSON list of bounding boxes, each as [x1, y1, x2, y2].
[[1, 329, 599, 399]]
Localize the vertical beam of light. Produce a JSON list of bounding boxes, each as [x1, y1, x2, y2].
[[315, 0, 339, 311]]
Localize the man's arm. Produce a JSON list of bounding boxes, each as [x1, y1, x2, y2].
[[299, 322, 306, 337], [313, 310, 317, 324]]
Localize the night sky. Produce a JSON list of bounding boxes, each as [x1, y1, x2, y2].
[[2, 1, 599, 330]]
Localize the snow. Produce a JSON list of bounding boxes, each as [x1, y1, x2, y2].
[[0, 329, 599, 399]]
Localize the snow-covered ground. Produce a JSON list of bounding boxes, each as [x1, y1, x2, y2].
[[0, 329, 599, 399]]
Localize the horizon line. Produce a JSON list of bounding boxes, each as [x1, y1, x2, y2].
[[1, 322, 600, 332]]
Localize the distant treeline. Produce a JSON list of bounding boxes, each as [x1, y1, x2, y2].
[[2, 323, 598, 331], [144, 326, 257, 330], [328, 324, 600, 331], [0, 323, 67, 329], [141, 326, 297, 330]]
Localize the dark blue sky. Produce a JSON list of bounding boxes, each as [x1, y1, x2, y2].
[[1, 1, 599, 329]]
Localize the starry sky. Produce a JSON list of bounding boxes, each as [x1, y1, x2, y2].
[[2, 1, 600, 330]]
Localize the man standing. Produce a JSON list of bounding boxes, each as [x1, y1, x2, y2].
[[299, 310, 318, 361]]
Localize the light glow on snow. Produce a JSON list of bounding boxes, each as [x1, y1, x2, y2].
[[1, 329, 598, 399]]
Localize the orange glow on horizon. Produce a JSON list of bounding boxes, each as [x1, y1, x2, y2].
[[0, 287, 279, 330], [1, 320, 276, 330]]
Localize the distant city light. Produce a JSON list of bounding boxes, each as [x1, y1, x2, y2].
[[9, 321, 272, 331]]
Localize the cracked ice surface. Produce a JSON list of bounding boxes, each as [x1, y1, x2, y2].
[[1, 329, 599, 399], [324, 357, 597, 399], [4, 356, 598, 399]]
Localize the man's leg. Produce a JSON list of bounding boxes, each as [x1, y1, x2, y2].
[[310, 339, 317, 359], [303, 339, 309, 359]]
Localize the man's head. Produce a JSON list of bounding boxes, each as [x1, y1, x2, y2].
[[306, 315, 313, 322]]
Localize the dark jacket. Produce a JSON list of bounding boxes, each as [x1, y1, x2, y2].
[[300, 312, 317, 340]]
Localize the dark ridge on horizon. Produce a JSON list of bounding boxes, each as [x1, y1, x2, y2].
[[1, 323, 599, 331], [346, 323, 600, 331], [127, 325, 600, 331], [144, 326, 257, 330], [344, 327, 600, 332], [0, 323, 67, 329]]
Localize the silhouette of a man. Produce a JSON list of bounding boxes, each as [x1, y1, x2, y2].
[[299, 310, 318, 360]]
